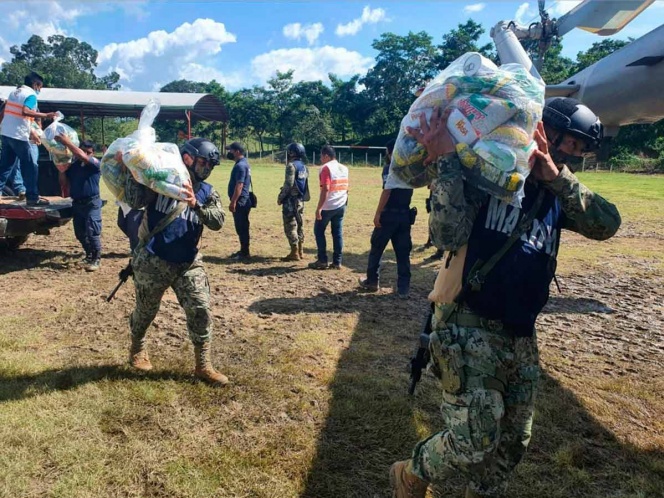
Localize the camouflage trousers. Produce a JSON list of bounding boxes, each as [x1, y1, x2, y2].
[[282, 198, 304, 245], [130, 247, 212, 345], [411, 307, 540, 497]]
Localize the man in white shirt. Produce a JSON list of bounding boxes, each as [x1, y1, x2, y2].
[[308, 145, 349, 270], [0, 72, 57, 206]]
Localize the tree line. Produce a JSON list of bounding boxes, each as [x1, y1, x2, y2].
[[0, 23, 661, 169]]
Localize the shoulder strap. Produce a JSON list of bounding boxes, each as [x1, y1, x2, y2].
[[135, 200, 189, 252], [451, 189, 546, 310], [467, 189, 546, 292]]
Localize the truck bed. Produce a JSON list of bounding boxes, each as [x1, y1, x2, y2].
[[0, 196, 73, 239]]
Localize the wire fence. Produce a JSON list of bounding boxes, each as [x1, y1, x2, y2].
[[245, 146, 388, 167]]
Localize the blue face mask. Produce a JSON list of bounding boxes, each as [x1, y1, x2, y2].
[[35, 89, 41, 95]]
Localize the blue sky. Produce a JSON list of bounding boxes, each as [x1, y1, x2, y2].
[[0, 1, 661, 91]]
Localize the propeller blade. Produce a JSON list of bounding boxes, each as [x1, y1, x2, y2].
[[556, 0, 656, 37]]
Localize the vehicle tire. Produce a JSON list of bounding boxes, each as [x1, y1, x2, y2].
[[0, 235, 29, 250]]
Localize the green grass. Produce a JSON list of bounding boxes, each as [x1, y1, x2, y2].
[[0, 168, 662, 497]]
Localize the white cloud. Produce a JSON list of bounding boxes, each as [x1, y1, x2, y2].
[[97, 19, 238, 90], [335, 6, 387, 37], [463, 3, 486, 14], [178, 63, 246, 89], [515, 2, 536, 25], [251, 46, 373, 84], [283, 22, 324, 45]]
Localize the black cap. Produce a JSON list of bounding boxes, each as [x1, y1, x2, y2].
[[225, 141, 245, 155]]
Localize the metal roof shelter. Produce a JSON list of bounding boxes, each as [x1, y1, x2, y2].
[[0, 86, 228, 143], [0, 86, 227, 122]]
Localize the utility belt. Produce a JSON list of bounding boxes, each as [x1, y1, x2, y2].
[[434, 303, 514, 339], [72, 194, 100, 205], [431, 303, 511, 395], [382, 207, 410, 214]]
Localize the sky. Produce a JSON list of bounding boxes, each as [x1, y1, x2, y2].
[[0, 0, 662, 92]]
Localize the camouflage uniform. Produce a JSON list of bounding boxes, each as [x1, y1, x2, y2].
[[124, 176, 225, 347], [407, 155, 621, 496], [278, 161, 305, 245]]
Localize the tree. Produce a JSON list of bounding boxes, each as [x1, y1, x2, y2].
[[265, 70, 296, 147], [329, 74, 364, 142], [0, 35, 119, 90], [291, 105, 333, 149], [361, 31, 439, 135], [571, 39, 630, 74], [435, 20, 496, 69]]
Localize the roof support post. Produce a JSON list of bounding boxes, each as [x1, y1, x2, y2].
[[186, 110, 192, 140], [79, 110, 86, 140]]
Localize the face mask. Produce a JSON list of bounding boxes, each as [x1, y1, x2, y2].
[[550, 148, 585, 172], [35, 89, 41, 95], [192, 159, 213, 182], [226, 151, 235, 161]]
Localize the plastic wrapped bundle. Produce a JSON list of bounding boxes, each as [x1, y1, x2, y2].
[[41, 112, 80, 172], [390, 52, 544, 204], [101, 99, 191, 201], [100, 140, 128, 200]]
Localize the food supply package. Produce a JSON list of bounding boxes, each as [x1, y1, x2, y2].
[[101, 99, 190, 201], [388, 52, 545, 205], [41, 112, 80, 172]]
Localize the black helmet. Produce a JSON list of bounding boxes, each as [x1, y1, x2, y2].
[[181, 138, 220, 166], [543, 97, 603, 152], [286, 142, 306, 159]]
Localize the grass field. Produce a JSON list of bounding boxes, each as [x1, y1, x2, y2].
[[0, 165, 662, 498]]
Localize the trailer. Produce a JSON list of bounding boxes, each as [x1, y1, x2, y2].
[[0, 86, 227, 250]]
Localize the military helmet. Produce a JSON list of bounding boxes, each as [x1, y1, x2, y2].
[[543, 97, 603, 152], [286, 142, 306, 159], [181, 138, 220, 166]]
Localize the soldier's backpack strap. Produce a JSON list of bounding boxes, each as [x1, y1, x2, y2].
[[135, 200, 189, 253], [439, 189, 546, 323]]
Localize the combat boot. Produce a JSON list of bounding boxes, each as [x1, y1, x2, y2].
[[129, 336, 153, 371], [194, 342, 229, 386], [389, 460, 428, 498], [297, 241, 304, 259], [282, 244, 300, 261]]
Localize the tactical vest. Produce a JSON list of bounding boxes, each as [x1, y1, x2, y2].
[[145, 182, 213, 264], [293, 160, 308, 199], [462, 182, 564, 336], [1, 86, 36, 141]]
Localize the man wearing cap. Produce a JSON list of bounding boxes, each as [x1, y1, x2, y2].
[[0, 71, 58, 206], [55, 134, 103, 271], [226, 142, 253, 260]]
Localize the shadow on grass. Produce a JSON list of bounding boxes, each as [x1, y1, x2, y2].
[[0, 248, 76, 275], [248, 287, 433, 498], [227, 265, 306, 277], [0, 364, 193, 403], [248, 287, 664, 497], [203, 254, 278, 265], [102, 251, 132, 260]]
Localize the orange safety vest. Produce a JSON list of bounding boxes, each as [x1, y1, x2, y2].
[[1, 85, 36, 141], [321, 160, 349, 211]]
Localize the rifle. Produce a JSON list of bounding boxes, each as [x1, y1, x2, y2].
[[408, 303, 435, 395], [106, 261, 134, 302]]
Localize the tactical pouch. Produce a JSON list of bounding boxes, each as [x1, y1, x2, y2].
[[409, 206, 418, 225], [429, 330, 466, 395]]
